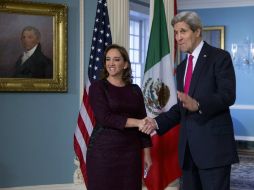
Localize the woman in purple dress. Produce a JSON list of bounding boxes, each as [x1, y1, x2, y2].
[[86, 44, 152, 190]]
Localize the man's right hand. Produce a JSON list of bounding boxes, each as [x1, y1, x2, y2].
[[139, 117, 157, 135]]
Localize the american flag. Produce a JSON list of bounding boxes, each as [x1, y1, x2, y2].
[[74, 0, 112, 185]]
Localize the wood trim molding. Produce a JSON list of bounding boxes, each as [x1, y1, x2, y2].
[[0, 184, 84, 190], [1, 184, 179, 190], [178, 0, 254, 10]]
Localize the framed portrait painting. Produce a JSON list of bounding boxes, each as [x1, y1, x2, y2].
[[0, 0, 67, 92], [203, 26, 225, 49]]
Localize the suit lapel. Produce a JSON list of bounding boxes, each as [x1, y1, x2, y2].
[[188, 42, 209, 96]]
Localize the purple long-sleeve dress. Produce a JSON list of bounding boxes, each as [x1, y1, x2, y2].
[[86, 79, 151, 190]]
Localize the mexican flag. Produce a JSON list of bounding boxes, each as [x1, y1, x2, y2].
[[142, 0, 182, 189]]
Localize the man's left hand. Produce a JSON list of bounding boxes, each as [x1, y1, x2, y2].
[[177, 91, 199, 112]]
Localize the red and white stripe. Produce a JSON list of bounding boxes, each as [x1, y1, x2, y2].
[[74, 84, 95, 185]]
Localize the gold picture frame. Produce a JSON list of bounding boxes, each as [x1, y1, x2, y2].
[[0, 0, 67, 92], [203, 26, 225, 49]]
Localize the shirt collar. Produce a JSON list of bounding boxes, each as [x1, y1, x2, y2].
[[25, 44, 38, 57], [190, 40, 204, 59]]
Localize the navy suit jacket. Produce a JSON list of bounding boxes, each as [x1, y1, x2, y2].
[[155, 42, 239, 169], [14, 44, 53, 78]]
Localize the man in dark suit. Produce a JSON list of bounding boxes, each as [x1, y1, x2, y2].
[[141, 11, 239, 190], [14, 26, 53, 78]]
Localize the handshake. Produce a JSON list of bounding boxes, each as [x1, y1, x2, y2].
[[138, 117, 158, 135]]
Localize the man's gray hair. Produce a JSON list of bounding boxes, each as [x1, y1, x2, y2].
[[22, 26, 41, 40], [171, 11, 203, 35]]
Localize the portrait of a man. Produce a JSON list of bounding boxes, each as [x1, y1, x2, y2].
[[14, 26, 53, 78], [0, 1, 67, 92], [0, 13, 53, 79]]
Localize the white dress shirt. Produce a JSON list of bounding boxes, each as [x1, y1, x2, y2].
[[21, 44, 38, 64]]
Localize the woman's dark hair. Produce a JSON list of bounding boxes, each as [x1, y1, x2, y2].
[[101, 44, 133, 84]]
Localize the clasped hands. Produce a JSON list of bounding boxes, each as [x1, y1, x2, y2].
[[138, 117, 157, 135], [138, 91, 199, 135]]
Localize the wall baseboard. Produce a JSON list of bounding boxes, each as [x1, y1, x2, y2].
[[0, 184, 85, 190], [1, 182, 179, 190]]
